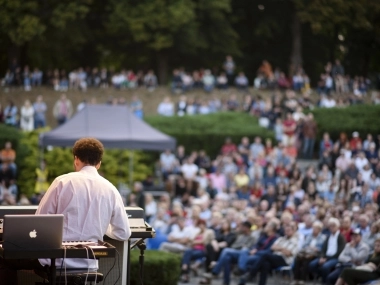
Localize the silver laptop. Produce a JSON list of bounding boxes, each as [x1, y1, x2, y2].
[[3, 214, 64, 250]]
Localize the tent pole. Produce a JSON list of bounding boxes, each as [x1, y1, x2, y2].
[[129, 151, 134, 188]]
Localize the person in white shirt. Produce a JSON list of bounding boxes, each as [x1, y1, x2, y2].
[[308, 218, 346, 284], [157, 97, 174, 116], [159, 217, 197, 253], [0, 138, 131, 283]]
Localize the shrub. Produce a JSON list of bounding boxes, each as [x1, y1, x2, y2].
[[145, 112, 275, 157], [129, 250, 181, 285], [312, 104, 380, 140]]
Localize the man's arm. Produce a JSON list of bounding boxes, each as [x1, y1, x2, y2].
[[106, 192, 131, 241], [36, 179, 60, 214]]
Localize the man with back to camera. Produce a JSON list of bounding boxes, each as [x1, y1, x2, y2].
[[0, 137, 131, 284]]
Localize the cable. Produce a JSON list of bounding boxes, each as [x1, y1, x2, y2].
[[64, 246, 67, 285], [103, 248, 116, 285], [113, 249, 121, 285], [84, 246, 89, 285], [58, 254, 64, 285], [84, 245, 97, 285]]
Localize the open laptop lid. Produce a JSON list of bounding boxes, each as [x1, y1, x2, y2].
[[3, 214, 64, 250]]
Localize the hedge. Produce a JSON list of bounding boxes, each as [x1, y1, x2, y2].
[[129, 250, 181, 285], [312, 104, 380, 140], [145, 112, 275, 157]]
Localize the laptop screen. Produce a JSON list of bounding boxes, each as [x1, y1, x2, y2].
[[3, 214, 64, 250]]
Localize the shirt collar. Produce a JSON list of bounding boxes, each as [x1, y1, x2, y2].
[[79, 165, 99, 175], [330, 230, 340, 238]]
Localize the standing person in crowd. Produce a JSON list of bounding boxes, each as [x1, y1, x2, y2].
[[282, 112, 297, 147], [33, 95, 47, 129], [3, 100, 18, 127], [302, 113, 318, 159], [223, 55, 236, 85], [53, 94, 73, 125], [0, 138, 131, 283], [157, 97, 174, 117], [20, 99, 34, 132]]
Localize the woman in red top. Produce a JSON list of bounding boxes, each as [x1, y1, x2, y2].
[[340, 216, 353, 242]]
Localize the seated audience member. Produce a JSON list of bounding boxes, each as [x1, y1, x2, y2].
[[180, 220, 215, 283], [335, 239, 380, 285], [160, 149, 178, 180], [0, 141, 17, 175], [235, 221, 279, 283], [0, 164, 15, 185], [159, 217, 194, 253], [202, 219, 236, 277], [340, 216, 354, 242], [293, 221, 326, 284], [363, 222, 380, 253], [308, 218, 346, 284], [240, 223, 299, 285], [202, 221, 256, 285], [327, 228, 369, 285]]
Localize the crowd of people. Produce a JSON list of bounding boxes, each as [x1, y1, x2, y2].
[[0, 93, 144, 131], [134, 127, 380, 285], [1, 59, 159, 92], [1, 57, 373, 98], [1, 56, 380, 285]]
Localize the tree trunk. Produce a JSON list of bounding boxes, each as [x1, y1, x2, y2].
[[156, 51, 168, 85], [289, 12, 302, 77]]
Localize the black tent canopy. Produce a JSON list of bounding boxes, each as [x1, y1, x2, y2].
[[39, 104, 176, 150]]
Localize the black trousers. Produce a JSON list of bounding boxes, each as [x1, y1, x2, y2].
[[340, 268, 380, 285], [293, 255, 315, 281], [205, 244, 221, 272], [0, 257, 44, 285]]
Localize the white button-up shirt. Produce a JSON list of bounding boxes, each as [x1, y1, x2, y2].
[[37, 166, 131, 269], [326, 230, 340, 257]]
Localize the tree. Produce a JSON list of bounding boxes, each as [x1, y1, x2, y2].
[[106, 0, 239, 83], [0, 0, 92, 68], [294, 0, 380, 74]]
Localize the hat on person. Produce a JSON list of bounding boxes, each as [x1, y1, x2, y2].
[[352, 131, 359, 137], [352, 228, 362, 235], [242, 221, 252, 229]]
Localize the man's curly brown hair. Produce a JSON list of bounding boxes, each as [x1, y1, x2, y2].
[[72, 138, 104, 165]]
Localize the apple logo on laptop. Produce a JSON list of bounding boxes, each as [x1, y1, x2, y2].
[[29, 230, 37, 238]]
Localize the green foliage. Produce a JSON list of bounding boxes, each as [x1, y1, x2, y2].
[[0, 125, 23, 154], [107, 0, 196, 51], [130, 250, 181, 285], [312, 104, 380, 140], [0, 0, 91, 46], [146, 112, 274, 156], [17, 130, 152, 197]]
